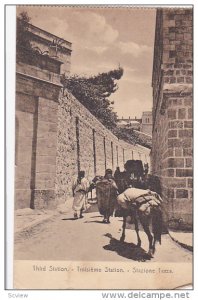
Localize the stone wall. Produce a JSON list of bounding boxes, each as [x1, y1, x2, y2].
[[15, 64, 150, 210], [55, 90, 151, 204], [152, 8, 193, 229], [15, 50, 62, 209]]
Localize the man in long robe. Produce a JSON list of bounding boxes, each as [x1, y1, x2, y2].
[[72, 170, 90, 219]]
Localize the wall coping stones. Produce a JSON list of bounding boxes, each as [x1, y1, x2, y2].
[[27, 22, 72, 52], [16, 71, 63, 88], [17, 62, 61, 86]]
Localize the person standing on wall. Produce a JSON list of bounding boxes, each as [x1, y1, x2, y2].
[[72, 170, 90, 219]]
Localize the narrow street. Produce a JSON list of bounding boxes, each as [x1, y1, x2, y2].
[[15, 204, 192, 263]]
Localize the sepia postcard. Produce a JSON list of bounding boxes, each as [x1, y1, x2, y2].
[[11, 5, 193, 290]]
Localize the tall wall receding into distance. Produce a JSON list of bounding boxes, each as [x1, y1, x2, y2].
[[55, 90, 150, 204], [152, 8, 193, 229], [15, 22, 151, 210]]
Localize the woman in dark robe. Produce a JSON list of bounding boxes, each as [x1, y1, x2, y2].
[[96, 169, 118, 223]]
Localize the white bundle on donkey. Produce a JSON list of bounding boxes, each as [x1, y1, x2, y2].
[[116, 187, 163, 256]]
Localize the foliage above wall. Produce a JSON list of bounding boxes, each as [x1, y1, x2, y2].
[[17, 11, 32, 51], [61, 68, 123, 130], [61, 71, 151, 149], [112, 127, 151, 149]]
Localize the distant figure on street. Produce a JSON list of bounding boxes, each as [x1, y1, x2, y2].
[[96, 169, 118, 223], [114, 167, 121, 181], [72, 170, 90, 219]]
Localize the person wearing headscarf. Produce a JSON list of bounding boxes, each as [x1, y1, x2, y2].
[[96, 169, 118, 223]]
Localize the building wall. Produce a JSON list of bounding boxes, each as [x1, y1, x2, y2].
[[141, 111, 153, 136], [15, 50, 62, 210], [15, 93, 35, 209], [27, 22, 72, 75], [152, 8, 193, 229], [55, 90, 151, 204]]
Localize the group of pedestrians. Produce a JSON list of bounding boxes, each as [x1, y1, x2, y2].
[[72, 161, 150, 222], [72, 169, 118, 222]]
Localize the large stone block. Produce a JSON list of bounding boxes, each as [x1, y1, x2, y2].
[[174, 148, 182, 156], [184, 121, 193, 128], [176, 189, 188, 198], [15, 189, 31, 209], [178, 129, 193, 138], [188, 178, 193, 188], [167, 109, 177, 119], [178, 108, 186, 119], [167, 157, 184, 168], [168, 129, 177, 138], [34, 189, 56, 209], [16, 93, 36, 114], [185, 158, 192, 168], [176, 168, 193, 177], [183, 148, 193, 156]]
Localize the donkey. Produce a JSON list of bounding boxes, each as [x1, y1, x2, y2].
[[116, 188, 163, 256], [117, 197, 162, 256]]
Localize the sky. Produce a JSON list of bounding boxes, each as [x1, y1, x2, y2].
[[17, 6, 156, 119]]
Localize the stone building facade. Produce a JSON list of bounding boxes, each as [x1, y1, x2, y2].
[[15, 23, 150, 210], [26, 23, 72, 75], [152, 8, 193, 229], [15, 24, 72, 210]]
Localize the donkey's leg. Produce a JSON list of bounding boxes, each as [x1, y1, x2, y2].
[[134, 216, 141, 247], [106, 213, 110, 224], [139, 214, 153, 255], [120, 215, 126, 242], [103, 210, 108, 223], [152, 237, 157, 254]]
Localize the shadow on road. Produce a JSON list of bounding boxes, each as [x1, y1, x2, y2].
[[62, 217, 80, 221], [103, 233, 152, 262], [84, 220, 108, 224]]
